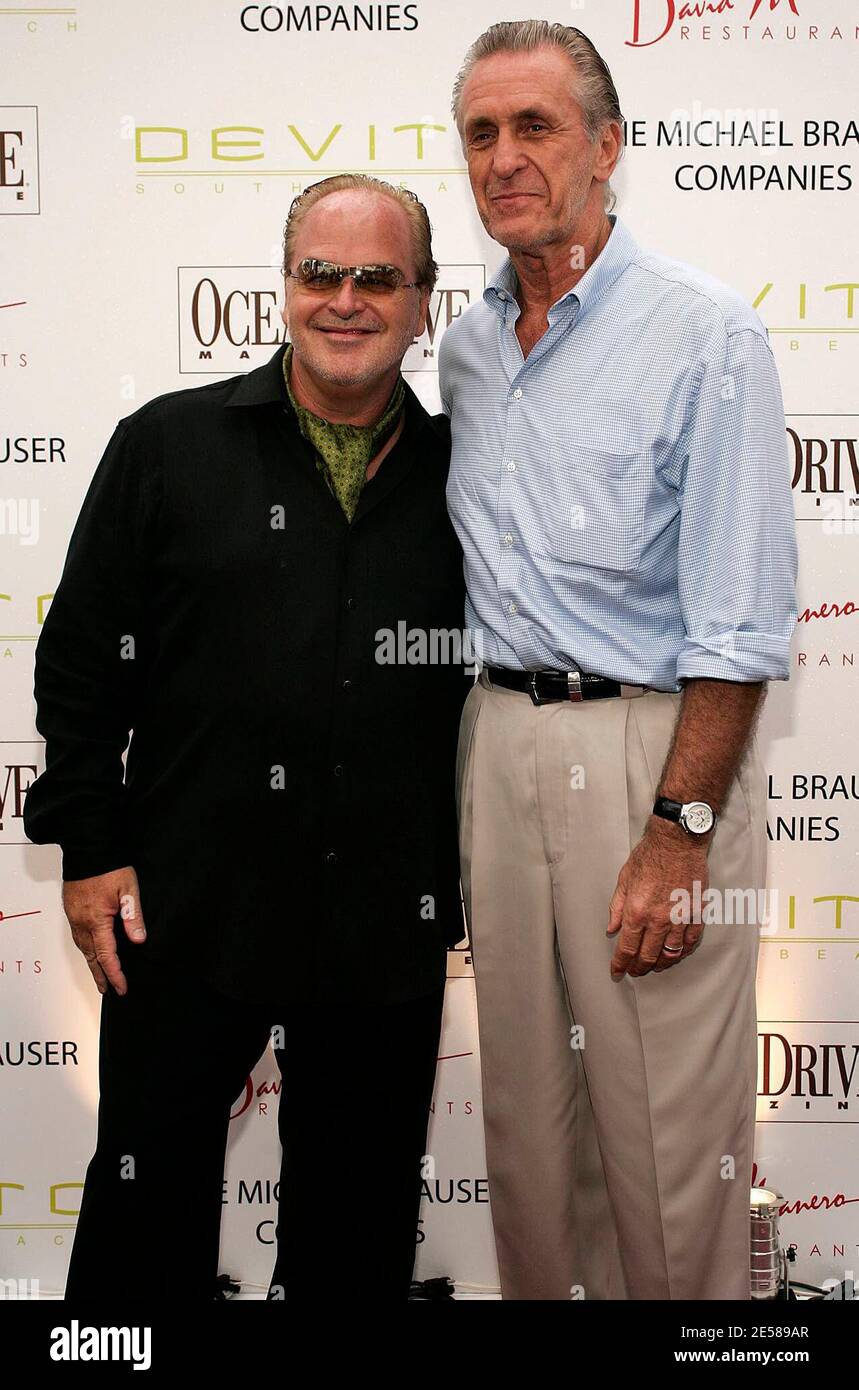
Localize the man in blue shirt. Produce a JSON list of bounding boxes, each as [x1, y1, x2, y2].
[[440, 20, 798, 1300]]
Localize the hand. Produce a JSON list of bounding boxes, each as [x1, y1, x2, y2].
[[606, 818, 709, 980], [62, 865, 147, 996]]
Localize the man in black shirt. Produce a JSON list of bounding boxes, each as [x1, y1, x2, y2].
[[23, 174, 469, 1301]]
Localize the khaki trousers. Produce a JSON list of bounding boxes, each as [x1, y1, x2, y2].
[[456, 669, 765, 1301]]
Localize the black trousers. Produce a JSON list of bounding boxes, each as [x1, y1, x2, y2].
[[64, 929, 445, 1301]]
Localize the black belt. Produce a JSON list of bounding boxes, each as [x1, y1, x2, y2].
[[484, 665, 646, 705]]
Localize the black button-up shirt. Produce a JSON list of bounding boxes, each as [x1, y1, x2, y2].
[[24, 343, 470, 1006]]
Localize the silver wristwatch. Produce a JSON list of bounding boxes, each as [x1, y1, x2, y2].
[[652, 796, 717, 836]]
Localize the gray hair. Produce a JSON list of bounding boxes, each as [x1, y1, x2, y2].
[[451, 20, 624, 213], [282, 173, 439, 291]]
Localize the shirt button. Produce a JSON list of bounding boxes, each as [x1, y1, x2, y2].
[[508, 601, 518, 615], [506, 461, 517, 472], [325, 850, 338, 865], [503, 532, 514, 546], [342, 678, 353, 691], [333, 764, 344, 777], [512, 387, 523, 400], [346, 597, 356, 610]]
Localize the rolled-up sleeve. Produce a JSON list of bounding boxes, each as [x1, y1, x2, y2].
[[675, 324, 798, 683]]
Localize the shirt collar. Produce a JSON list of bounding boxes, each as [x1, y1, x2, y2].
[[223, 342, 290, 407], [483, 213, 638, 326]]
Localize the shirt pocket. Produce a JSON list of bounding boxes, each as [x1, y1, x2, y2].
[[544, 439, 649, 574]]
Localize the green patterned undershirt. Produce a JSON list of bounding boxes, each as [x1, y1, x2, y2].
[[282, 341, 405, 522]]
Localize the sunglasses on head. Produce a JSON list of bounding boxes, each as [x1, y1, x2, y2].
[[288, 257, 421, 294]]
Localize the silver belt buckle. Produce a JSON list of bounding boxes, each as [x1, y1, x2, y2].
[[527, 672, 547, 706], [567, 670, 584, 703]]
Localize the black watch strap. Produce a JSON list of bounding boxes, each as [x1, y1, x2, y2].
[[653, 796, 684, 822]]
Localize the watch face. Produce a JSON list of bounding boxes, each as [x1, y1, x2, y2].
[[682, 802, 714, 834]]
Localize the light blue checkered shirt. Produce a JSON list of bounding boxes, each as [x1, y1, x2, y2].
[[439, 214, 798, 691]]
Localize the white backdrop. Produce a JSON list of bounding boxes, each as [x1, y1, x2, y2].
[[2, 0, 858, 1298]]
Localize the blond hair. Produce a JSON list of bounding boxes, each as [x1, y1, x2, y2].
[[282, 174, 439, 290]]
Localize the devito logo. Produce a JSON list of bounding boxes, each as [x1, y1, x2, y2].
[[0, 107, 40, 215]]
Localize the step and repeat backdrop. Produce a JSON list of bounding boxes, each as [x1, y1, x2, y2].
[[2, 0, 857, 1298]]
